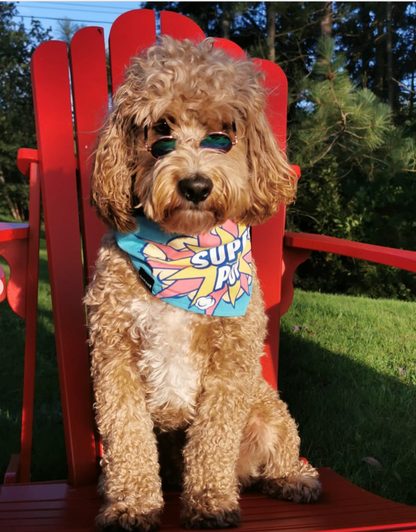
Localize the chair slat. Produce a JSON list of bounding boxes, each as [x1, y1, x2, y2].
[[31, 41, 97, 487], [154, 17, 287, 389], [109, 9, 156, 94], [252, 211, 286, 390], [160, 11, 205, 40], [251, 59, 289, 389], [213, 37, 247, 59], [255, 59, 289, 150], [70, 27, 108, 282], [19, 161, 41, 483], [2, 469, 416, 531]]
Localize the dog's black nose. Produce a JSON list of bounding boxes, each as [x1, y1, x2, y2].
[[178, 176, 213, 204]]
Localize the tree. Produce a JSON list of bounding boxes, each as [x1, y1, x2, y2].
[[266, 2, 277, 62], [0, 2, 51, 220], [289, 37, 416, 298], [57, 17, 85, 45], [320, 1, 333, 36], [337, 2, 413, 122]]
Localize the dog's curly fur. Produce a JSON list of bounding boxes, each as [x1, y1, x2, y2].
[[85, 37, 321, 532]]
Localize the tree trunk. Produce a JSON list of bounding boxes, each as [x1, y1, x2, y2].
[[411, 18, 416, 117], [220, 3, 230, 40], [374, 4, 385, 98], [361, 9, 373, 89], [386, 2, 394, 109], [320, 1, 333, 37], [3, 192, 24, 221], [266, 2, 276, 62]]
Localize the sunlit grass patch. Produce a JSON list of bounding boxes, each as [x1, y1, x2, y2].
[[280, 290, 416, 506]]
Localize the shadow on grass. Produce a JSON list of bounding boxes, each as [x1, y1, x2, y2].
[[279, 329, 416, 507]]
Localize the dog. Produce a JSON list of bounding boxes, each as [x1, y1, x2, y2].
[[85, 36, 321, 532]]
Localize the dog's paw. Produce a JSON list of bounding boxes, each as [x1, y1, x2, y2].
[[262, 475, 322, 504], [96, 503, 163, 532], [182, 507, 241, 529]]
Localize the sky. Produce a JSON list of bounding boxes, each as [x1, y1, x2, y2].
[[13, 1, 147, 40]]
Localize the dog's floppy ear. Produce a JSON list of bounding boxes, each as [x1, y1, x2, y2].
[[240, 109, 297, 226], [90, 110, 138, 233]]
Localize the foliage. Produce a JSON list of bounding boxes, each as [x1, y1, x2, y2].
[[288, 37, 416, 298], [57, 17, 85, 45], [0, 2, 51, 220], [337, 2, 415, 122], [2, 1, 416, 298]]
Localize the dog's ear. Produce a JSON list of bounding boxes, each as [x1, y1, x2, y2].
[[90, 111, 138, 233], [240, 110, 297, 226]]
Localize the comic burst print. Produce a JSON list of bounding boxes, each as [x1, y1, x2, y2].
[[141, 220, 252, 316]]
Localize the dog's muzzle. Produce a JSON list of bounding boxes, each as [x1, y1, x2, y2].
[[178, 176, 213, 205]]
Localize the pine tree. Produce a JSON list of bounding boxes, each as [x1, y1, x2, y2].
[[294, 38, 393, 173], [57, 17, 85, 45], [288, 37, 416, 299]]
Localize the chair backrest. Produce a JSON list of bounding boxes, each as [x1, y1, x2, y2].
[[30, 9, 289, 488]]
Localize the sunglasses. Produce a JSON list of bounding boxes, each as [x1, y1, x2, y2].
[[144, 122, 238, 159]]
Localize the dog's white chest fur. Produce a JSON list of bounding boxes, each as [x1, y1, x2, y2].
[[129, 295, 202, 418]]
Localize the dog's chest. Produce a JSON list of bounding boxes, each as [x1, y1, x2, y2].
[[129, 295, 203, 419]]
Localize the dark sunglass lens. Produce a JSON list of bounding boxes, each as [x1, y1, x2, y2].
[[151, 138, 177, 158], [200, 134, 232, 152]]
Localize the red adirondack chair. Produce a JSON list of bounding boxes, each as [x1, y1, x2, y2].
[[1, 9, 416, 532]]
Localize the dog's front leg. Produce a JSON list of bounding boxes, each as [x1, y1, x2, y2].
[[92, 358, 163, 532], [181, 378, 250, 529]]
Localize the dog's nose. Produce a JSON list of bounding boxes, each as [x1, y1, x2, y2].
[[178, 176, 213, 204]]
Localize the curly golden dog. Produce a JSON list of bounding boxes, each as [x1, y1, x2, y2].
[[85, 36, 321, 532]]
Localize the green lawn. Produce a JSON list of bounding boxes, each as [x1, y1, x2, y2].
[[279, 291, 416, 506], [0, 229, 67, 482], [1, 236, 415, 505]]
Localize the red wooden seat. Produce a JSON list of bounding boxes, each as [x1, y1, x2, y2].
[[1, 9, 416, 532]]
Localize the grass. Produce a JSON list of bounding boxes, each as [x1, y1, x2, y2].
[[0, 227, 67, 482], [0, 231, 415, 506], [279, 291, 416, 506]]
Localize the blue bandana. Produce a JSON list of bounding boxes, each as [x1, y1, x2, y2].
[[115, 217, 252, 317]]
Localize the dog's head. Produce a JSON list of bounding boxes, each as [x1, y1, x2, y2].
[[91, 37, 296, 235]]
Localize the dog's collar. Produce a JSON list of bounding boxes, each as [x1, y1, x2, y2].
[[115, 216, 252, 317]]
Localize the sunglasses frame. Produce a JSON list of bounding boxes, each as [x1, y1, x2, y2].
[[144, 122, 238, 159]]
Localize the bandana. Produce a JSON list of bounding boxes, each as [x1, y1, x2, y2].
[[115, 216, 252, 317]]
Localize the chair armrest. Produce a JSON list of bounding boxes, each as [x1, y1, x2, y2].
[[0, 150, 39, 315], [0, 222, 29, 243], [284, 232, 416, 273], [0, 150, 37, 243], [0, 223, 29, 310], [0, 223, 29, 305], [281, 232, 416, 317], [17, 148, 39, 177]]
